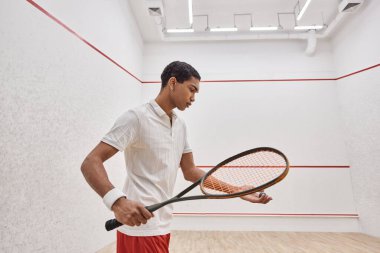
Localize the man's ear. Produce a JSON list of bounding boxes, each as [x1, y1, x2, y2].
[[169, 77, 176, 91]]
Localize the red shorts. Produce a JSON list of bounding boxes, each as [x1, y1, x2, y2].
[[117, 231, 171, 253]]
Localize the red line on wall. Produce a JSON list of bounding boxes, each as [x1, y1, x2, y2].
[[291, 165, 350, 168], [336, 63, 380, 80], [143, 64, 380, 83], [173, 212, 359, 217], [204, 78, 337, 83], [197, 165, 350, 169], [142, 78, 337, 84], [141, 81, 161, 84], [26, 0, 142, 83], [27, 1, 379, 84]]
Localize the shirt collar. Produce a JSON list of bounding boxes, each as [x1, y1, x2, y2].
[[149, 99, 177, 118]]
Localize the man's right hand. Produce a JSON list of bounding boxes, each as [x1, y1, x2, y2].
[[111, 198, 153, 227]]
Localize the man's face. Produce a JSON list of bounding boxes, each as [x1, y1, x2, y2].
[[171, 76, 200, 111]]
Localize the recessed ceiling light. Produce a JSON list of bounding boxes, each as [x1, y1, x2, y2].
[[166, 28, 195, 33], [294, 25, 323, 30], [297, 0, 312, 20], [250, 26, 279, 31], [210, 27, 238, 32]]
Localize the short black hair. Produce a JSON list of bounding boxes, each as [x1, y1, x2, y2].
[[161, 61, 201, 89]]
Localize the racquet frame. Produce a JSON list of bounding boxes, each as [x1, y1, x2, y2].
[[105, 147, 289, 231]]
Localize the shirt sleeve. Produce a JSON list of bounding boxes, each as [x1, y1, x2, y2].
[[183, 123, 192, 154], [101, 110, 139, 151]]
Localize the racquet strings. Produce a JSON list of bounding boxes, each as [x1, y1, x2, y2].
[[201, 150, 287, 195]]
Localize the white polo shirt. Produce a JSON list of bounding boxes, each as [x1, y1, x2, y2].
[[101, 100, 191, 236]]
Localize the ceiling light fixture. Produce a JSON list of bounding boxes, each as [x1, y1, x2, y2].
[[297, 0, 312, 20], [250, 26, 279, 31], [294, 25, 323, 30], [166, 28, 195, 33], [188, 0, 193, 25], [210, 27, 238, 32]]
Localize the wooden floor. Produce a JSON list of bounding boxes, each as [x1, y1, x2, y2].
[[96, 231, 380, 253]]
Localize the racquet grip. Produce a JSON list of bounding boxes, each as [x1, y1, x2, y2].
[[105, 205, 155, 231], [105, 219, 123, 231]]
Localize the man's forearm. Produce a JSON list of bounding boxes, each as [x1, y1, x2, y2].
[[81, 156, 114, 197], [184, 167, 206, 183]]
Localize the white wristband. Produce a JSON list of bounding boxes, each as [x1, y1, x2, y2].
[[102, 188, 126, 210]]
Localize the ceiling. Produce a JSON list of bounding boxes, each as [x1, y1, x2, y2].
[[128, 0, 360, 42]]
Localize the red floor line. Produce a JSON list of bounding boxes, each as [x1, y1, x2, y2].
[[27, 1, 379, 85]]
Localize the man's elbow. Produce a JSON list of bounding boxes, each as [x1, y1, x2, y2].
[[80, 156, 93, 175], [183, 172, 200, 183], [183, 173, 193, 182]]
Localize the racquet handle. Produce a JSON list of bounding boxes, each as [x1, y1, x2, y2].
[[105, 205, 156, 231], [105, 219, 123, 231]]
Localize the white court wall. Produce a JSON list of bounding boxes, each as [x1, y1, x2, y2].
[[141, 41, 359, 232], [0, 0, 142, 252], [2, 1, 378, 253], [331, 0, 380, 237]]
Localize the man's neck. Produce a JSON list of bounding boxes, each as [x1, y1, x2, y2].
[[155, 95, 174, 119]]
